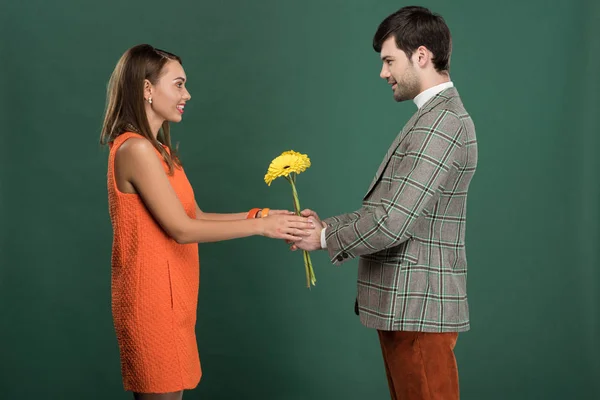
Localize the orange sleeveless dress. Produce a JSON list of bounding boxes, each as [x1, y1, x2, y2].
[[107, 132, 201, 393]]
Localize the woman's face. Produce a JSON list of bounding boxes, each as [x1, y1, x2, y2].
[[145, 60, 191, 124]]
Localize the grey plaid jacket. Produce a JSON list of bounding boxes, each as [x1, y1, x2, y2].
[[323, 87, 477, 332]]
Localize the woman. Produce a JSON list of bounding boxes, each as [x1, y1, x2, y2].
[[100, 44, 313, 400]]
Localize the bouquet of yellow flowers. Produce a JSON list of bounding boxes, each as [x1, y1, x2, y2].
[[264, 150, 316, 288]]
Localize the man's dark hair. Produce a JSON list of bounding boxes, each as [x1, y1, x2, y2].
[[373, 6, 452, 72]]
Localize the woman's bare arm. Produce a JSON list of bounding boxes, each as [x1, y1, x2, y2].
[[114, 138, 313, 244]]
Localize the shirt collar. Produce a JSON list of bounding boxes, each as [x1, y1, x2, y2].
[[413, 81, 454, 109]]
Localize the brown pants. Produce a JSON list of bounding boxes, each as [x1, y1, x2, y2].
[[377, 330, 459, 400]]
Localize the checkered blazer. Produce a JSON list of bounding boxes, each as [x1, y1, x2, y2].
[[323, 87, 477, 332]]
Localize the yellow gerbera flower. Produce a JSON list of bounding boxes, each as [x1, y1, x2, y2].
[[264, 150, 311, 186], [263, 149, 317, 288]]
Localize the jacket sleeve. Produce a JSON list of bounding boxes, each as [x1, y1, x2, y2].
[[323, 211, 363, 227], [325, 110, 465, 265]]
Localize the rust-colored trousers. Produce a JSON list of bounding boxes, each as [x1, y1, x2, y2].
[[377, 330, 459, 400]]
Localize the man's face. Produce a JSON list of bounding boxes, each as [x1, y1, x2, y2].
[[379, 36, 421, 102]]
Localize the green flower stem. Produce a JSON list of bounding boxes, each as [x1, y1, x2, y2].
[[286, 174, 316, 288], [303, 250, 310, 288], [289, 175, 302, 215]]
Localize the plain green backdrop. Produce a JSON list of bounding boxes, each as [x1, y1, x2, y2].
[[1, 0, 598, 399]]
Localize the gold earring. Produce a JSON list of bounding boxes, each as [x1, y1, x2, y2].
[[148, 97, 153, 104]]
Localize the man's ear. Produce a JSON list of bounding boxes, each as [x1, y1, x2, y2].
[[414, 46, 432, 67]]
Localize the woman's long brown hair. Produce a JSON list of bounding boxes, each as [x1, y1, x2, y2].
[[100, 44, 182, 174]]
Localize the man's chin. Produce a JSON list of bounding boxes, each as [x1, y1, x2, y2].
[[394, 89, 418, 102]]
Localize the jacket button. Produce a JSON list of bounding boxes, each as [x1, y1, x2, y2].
[[336, 255, 344, 261], [342, 252, 349, 258]]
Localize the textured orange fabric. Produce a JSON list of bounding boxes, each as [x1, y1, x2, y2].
[[107, 132, 201, 393]]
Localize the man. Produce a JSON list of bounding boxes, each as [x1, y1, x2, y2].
[[293, 6, 478, 400]]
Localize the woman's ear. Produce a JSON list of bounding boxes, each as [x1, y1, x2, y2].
[[143, 79, 152, 101]]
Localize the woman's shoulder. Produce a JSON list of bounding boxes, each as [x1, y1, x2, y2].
[[115, 135, 156, 160]]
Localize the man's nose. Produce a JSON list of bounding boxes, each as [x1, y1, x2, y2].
[[380, 65, 390, 80]]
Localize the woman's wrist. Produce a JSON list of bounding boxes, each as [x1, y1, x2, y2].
[[253, 217, 265, 236]]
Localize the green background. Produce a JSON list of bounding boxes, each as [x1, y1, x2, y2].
[[1, 0, 598, 399]]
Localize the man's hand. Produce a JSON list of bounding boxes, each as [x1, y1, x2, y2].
[[289, 209, 326, 251]]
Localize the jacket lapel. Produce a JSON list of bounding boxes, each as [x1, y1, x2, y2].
[[363, 88, 458, 200]]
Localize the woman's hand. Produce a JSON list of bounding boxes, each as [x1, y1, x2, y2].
[[266, 209, 296, 216], [286, 209, 324, 251], [260, 214, 315, 241]]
